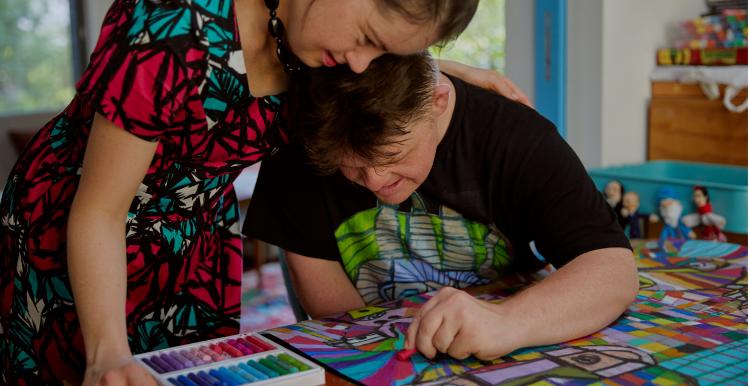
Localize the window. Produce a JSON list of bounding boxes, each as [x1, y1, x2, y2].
[[430, 0, 506, 72], [0, 0, 83, 116]]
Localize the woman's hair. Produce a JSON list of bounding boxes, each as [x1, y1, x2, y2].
[[154, 0, 478, 45], [288, 52, 437, 174], [379, 0, 479, 44]]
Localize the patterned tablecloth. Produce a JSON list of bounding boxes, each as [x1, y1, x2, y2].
[[264, 239, 748, 385]]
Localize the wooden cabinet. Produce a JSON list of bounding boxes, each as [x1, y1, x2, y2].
[[646, 82, 748, 243], [648, 82, 747, 166]]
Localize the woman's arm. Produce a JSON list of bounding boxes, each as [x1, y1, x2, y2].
[[437, 59, 532, 107], [68, 113, 159, 386], [405, 247, 638, 360], [285, 251, 365, 319]]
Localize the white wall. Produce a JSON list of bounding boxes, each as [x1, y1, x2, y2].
[[600, 0, 707, 166], [568, 0, 707, 167], [567, 0, 604, 167], [509, 0, 708, 168], [506, 0, 535, 104], [84, 0, 113, 55]]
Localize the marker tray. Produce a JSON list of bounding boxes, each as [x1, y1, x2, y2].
[[134, 332, 324, 386]]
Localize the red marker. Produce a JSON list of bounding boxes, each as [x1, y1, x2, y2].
[[396, 348, 417, 361]]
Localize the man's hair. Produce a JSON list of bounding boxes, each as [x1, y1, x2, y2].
[[379, 0, 479, 45], [288, 53, 437, 174]]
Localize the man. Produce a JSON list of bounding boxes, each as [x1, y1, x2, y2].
[[244, 53, 637, 360]]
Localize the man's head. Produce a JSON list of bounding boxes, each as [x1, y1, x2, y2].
[[288, 53, 453, 204]]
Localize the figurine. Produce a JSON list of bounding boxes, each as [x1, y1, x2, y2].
[[651, 187, 692, 246], [682, 185, 728, 242], [603, 180, 627, 229], [620, 191, 649, 239]]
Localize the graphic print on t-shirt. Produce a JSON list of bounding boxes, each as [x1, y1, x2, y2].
[[335, 192, 514, 304]]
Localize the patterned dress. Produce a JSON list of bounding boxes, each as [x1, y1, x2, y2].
[[0, 0, 287, 384]]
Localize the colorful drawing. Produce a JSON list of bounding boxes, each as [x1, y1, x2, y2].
[[264, 240, 748, 385]]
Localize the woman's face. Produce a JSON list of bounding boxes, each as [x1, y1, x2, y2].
[[285, 0, 438, 73]]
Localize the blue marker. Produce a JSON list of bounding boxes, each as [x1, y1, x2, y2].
[[168, 377, 181, 385], [209, 368, 238, 386], [230, 365, 256, 382], [220, 366, 247, 385], [187, 372, 212, 386], [177, 374, 199, 386], [197, 370, 224, 386], [238, 362, 268, 380]]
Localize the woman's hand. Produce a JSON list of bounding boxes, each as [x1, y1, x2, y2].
[[83, 348, 157, 386], [437, 59, 532, 107], [404, 287, 523, 360]]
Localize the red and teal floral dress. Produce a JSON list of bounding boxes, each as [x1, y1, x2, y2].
[[0, 0, 287, 384]]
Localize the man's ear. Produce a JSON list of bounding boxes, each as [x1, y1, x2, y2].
[[433, 84, 451, 115]]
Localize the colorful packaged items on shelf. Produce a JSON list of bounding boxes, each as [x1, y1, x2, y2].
[[672, 9, 748, 49], [134, 333, 324, 386]]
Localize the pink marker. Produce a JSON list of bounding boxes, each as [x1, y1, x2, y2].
[[396, 348, 417, 361]]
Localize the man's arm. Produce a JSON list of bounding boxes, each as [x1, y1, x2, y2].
[[285, 251, 365, 319], [405, 247, 638, 360]]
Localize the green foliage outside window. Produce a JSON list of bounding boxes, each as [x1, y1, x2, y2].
[[0, 0, 74, 115], [430, 0, 506, 72]]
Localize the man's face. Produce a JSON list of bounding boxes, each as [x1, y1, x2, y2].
[[339, 117, 440, 205]]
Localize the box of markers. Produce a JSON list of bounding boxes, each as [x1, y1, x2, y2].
[[134, 332, 325, 386]]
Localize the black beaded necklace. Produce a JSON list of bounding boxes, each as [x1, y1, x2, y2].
[[264, 0, 303, 73]]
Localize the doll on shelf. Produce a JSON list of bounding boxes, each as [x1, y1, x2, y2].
[[650, 187, 692, 246], [620, 191, 649, 239], [682, 185, 728, 242], [603, 180, 627, 229]]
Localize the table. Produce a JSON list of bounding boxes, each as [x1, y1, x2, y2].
[[264, 239, 747, 385]]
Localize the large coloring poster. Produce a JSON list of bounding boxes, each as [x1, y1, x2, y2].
[[264, 240, 747, 385]]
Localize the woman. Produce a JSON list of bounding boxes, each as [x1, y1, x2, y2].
[[0, 0, 527, 384]]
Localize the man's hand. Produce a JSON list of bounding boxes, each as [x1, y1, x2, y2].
[[404, 287, 523, 360]]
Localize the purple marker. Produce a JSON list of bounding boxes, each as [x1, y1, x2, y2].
[[151, 355, 174, 373], [141, 357, 167, 373], [171, 350, 194, 368], [160, 353, 184, 371]]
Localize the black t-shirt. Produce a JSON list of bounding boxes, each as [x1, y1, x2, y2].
[[244, 75, 630, 304]]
